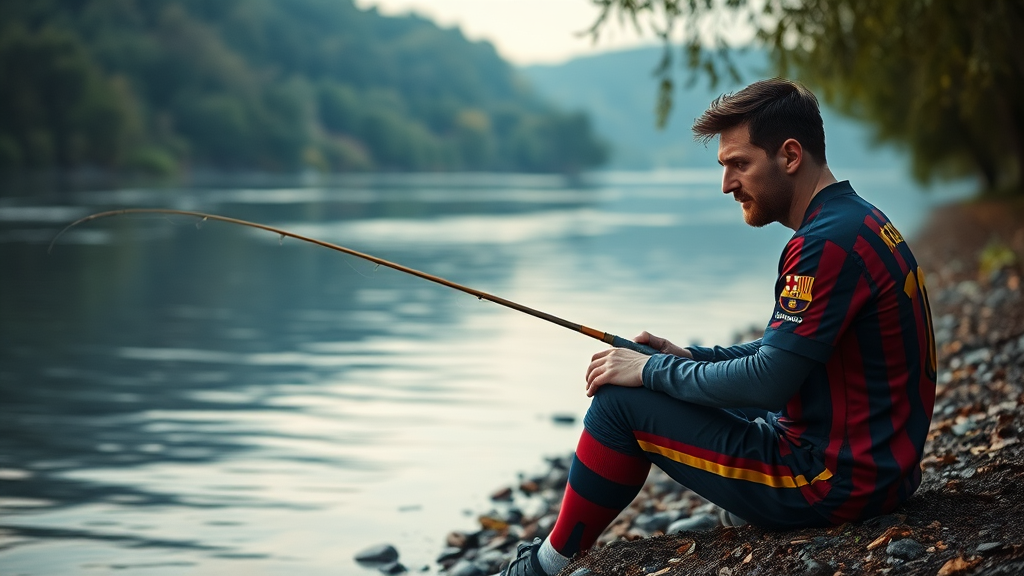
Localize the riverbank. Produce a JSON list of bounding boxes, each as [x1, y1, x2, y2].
[[436, 198, 1024, 576]]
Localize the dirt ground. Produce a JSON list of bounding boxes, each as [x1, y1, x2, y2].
[[557, 199, 1024, 576]]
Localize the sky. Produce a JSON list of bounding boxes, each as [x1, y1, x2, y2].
[[351, 0, 659, 65]]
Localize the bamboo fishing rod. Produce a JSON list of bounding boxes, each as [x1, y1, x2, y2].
[[49, 209, 660, 356]]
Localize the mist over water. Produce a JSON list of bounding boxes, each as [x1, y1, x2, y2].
[[0, 170, 968, 574]]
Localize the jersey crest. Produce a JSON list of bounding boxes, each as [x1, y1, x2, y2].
[[780, 274, 814, 314]]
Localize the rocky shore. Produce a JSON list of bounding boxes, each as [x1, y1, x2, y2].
[[363, 199, 1024, 575]]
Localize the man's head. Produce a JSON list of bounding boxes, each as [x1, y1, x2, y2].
[[692, 78, 827, 228]]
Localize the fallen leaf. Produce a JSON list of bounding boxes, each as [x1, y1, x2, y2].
[[478, 516, 508, 531], [989, 436, 1019, 451], [937, 556, 981, 576], [866, 526, 911, 551], [676, 539, 696, 556]]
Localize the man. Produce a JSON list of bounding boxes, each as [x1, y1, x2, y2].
[[501, 78, 937, 576]]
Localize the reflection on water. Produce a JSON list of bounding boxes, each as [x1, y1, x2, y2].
[[0, 170, 968, 574]]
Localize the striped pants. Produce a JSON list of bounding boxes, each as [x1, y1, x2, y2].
[[582, 385, 832, 529]]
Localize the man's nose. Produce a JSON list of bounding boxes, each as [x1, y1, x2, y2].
[[722, 170, 740, 194]]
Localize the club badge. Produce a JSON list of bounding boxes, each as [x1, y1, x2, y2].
[[779, 274, 814, 314]]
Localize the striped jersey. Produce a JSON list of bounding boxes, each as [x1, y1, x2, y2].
[[761, 180, 937, 523]]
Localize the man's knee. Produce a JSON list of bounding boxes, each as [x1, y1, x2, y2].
[[582, 386, 649, 457]]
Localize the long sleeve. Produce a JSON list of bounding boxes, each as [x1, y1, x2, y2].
[[641, 344, 816, 410], [686, 338, 763, 362]]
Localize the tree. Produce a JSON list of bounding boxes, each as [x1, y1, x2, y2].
[[0, 0, 609, 178], [0, 24, 132, 170], [590, 0, 1024, 194]]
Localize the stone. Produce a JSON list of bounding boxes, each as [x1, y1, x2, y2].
[[667, 513, 719, 534], [962, 347, 993, 366], [544, 468, 569, 490], [633, 511, 677, 533], [802, 558, 833, 576], [519, 480, 540, 494], [446, 531, 475, 549], [632, 513, 657, 533], [887, 538, 926, 561], [481, 533, 514, 552], [551, 413, 576, 424], [475, 548, 510, 573], [354, 543, 399, 564], [490, 486, 513, 501], [951, 421, 977, 436], [379, 561, 407, 574], [977, 541, 1004, 554], [436, 547, 463, 564], [447, 559, 485, 576], [536, 514, 557, 538]]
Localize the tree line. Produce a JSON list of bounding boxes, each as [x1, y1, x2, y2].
[[0, 0, 608, 176], [591, 0, 1023, 196]]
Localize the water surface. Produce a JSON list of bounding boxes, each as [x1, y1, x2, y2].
[[0, 170, 969, 575]]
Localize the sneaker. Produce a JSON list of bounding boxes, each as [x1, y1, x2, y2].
[[499, 538, 547, 576]]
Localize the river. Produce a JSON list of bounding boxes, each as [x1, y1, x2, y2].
[[0, 169, 969, 575]]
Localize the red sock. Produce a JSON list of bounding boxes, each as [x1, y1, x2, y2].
[[548, 429, 650, 556]]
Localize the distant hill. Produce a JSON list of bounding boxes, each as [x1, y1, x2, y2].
[[521, 47, 904, 171], [0, 0, 606, 177]]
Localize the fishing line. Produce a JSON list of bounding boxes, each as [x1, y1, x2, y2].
[[49, 208, 659, 356]]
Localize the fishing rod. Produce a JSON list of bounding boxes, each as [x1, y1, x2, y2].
[[49, 208, 659, 356]]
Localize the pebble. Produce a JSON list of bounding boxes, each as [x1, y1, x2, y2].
[[437, 547, 463, 564], [886, 538, 926, 560], [475, 548, 509, 573], [951, 421, 977, 436], [976, 541, 1004, 554], [447, 559, 485, 576], [801, 558, 833, 576], [667, 513, 719, 533], [446, 531, 475, 549], [536, 514, 557, 537], [551, 413, 576, 424], [962, 348, 992, 366], [379, 561, 407, 574], [490, 486, 513, 501], [355, 543, 400, 564], [633, 510, 678, 533]]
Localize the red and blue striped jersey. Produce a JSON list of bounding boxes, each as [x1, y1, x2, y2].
[[761, 180, 937, 523]]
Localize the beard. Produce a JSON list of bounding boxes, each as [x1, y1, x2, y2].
[[735, 165, 794, 228]]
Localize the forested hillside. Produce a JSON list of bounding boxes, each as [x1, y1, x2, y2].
[[0, 0, 607, 175], [522, 47, 906, 171]]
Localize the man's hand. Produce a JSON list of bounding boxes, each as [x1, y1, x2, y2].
[[585, 348, 648, 397], [635, 331, 693, 358]]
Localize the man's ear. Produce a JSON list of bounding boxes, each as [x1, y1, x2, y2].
[[778, 138, 803, 175]]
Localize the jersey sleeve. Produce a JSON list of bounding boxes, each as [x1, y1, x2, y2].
[[686, 339, 761, 362], [762, 233, 872, 362], [641, 344, 816, 410]]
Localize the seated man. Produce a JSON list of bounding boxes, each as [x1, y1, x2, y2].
[[502, 78, 937, 576]]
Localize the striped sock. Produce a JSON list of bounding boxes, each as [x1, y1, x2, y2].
[[547, 429, 650, 557], [537, 539, 569, 575]]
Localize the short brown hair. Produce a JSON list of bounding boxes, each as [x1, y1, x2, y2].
[[692, 78, 826, 165]]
